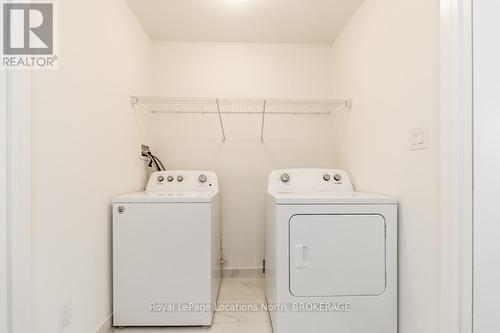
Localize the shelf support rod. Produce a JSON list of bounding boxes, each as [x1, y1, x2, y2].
[[345, 99, 353, 111], [216, 98, 226, 142], [260, 99, 267, 143]]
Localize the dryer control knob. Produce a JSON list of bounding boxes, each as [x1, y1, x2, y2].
[[177, 175, 184, 182], [334, 174, 342, 182], [199, 174, 207, 183], [323, 174, 331, 181], [167, 175, 174, 182], [281, 173, 290, 183]]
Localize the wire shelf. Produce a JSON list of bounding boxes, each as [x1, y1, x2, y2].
[[131, 96, 352, 142]]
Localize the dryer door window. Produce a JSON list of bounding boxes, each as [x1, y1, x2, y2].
[[289, 214, 386, 297]]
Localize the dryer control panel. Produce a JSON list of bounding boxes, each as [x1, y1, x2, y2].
[[268, 169, 354, 193], [146, 170, 218, 193]]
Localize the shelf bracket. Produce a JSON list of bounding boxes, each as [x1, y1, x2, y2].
[[215, 98, 226, 142], [260, 99, 267, 143]]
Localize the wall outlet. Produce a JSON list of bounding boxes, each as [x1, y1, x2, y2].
[[140, 144, 151, 160], [58, 302, 71, 332], [409, 127, 428, 151]]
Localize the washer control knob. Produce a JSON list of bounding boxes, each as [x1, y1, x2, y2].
[[323, 174, 331, 181], [199, 174, 207, 183], [177, 175, 184, 182], [167, 175, 174, 182], [281, 173, 290, 183], [157, 175, 165, 182], [334, 174, 342, 182]]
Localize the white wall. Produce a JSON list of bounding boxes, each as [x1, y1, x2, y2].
[[30, 0, 151, 332], [473, 0, 500, 331], [149, 42, 343, 271], [330, 1, 440, 333]]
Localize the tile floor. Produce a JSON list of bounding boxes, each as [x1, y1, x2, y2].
[[111, 278, 272, 333]]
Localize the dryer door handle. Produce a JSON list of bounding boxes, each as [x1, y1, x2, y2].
[[295, 244, 305, 268]]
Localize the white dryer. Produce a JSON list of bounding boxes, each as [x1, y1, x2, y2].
[[265, 169, 397, 333], [112, 171, 221, 327]]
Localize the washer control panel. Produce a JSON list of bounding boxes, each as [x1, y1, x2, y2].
[[146, 170, 218, 192], [269, 169, 353, 192]]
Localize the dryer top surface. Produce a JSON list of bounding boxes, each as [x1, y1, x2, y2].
[[267, 190, 397, 205]]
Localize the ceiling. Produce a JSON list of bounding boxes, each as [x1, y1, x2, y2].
[[124, 0, 364, 44]]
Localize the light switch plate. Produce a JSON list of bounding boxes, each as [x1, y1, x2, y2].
[[410, 128, 428, 151]]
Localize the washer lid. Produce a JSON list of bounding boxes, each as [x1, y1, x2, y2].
[[267, 190, 397, 205], [112, 191, 220, 203]]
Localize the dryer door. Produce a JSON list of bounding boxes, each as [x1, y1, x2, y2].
[[289, 214, 386, 297]]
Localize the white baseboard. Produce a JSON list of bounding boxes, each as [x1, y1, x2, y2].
[[222, 267, 263, 278], [95, 313, 113, 333]]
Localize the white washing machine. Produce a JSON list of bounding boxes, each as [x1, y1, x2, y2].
[[112, 170, 221, 327], [265, 169, 397, 333]]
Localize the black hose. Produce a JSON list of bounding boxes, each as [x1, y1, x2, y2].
[[152, 154, 166, 171], [147, 152, 161, 171]]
